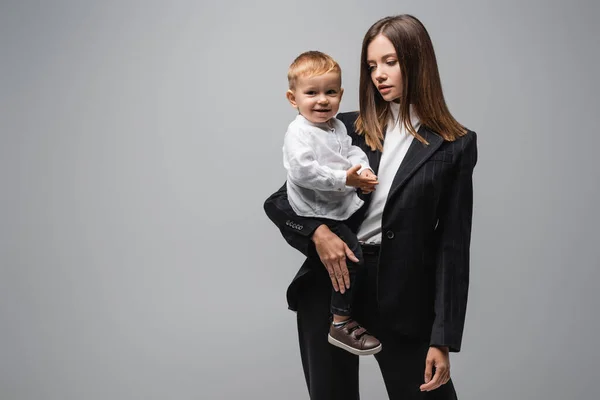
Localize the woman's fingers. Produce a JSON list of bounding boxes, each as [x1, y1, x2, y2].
[[324, 261, 340, 292], [420, 347, 450, 392], [319, 251, 346, 293], [322, 248, 349, 293], [331, 257, 347, 294], [420, 370, 442, 392], [313, 226, 353, 293], [337, 256, 351, 290], [420, 363, 449, 391], [344, 242, 359, 263], [423, 358, 433, 385]]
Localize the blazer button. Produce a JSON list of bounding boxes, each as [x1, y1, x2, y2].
[[386, 231, 395, 239]]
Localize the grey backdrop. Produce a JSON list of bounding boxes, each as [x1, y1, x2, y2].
[[1, 0, 599, 399]]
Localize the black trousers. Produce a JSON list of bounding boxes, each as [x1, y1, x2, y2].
[[296, 250, 458, 400]]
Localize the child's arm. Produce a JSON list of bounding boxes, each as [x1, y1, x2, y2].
[[345, 136, 373, 176], [343, 135, 378, 192], [283, 128, 350, 192]]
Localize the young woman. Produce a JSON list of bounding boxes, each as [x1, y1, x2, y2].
[[264, 14, 477, 399]]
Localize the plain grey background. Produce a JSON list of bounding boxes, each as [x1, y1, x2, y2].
[[1, 0, 599, 399]]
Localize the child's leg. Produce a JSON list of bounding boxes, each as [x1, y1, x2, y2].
[[324, 221, 381, 355], [325, 221, 364, 318]]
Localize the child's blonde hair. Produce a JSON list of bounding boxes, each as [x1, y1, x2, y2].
[[287, 51, 341, 90]]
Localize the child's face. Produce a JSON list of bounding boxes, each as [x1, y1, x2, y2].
[[287, 72, 343, 124]]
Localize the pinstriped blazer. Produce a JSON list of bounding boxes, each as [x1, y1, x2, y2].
[[264, 111, 477, 352]]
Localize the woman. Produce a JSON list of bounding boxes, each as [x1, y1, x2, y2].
[[264, 14, 477, 399]]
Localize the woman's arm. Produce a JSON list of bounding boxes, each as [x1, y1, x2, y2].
[[263, 184, 358, 292], [429, 131, 478, 353], [263, 183, 324, 258]]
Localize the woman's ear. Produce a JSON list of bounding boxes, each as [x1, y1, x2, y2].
[[286, 90, 297, 108]]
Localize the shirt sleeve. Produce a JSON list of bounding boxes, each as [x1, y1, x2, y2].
[[344, 133, 371, 174], [283, 126, 347, 192]]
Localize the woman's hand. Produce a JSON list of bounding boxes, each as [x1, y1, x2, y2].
[[420, 346, 451, 392], [311, 225, 359, 294]]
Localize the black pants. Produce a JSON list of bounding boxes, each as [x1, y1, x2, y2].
[[319, 220, 364, 317], [296, 249, 458, 400]]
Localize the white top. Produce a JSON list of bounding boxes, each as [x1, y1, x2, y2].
[[357, 102, 420, 244], [283, 114, 370, 220]]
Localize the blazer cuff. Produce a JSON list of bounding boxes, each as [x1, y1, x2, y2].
[[429, 331, 462, 353], [284, 217, 322, 238]]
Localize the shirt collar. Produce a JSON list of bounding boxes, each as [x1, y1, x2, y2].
[[389, 102, 420, 130], [296, 114, 335, 131]]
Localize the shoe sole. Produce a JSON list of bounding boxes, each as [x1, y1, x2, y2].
[[327, 334, 383, 356]]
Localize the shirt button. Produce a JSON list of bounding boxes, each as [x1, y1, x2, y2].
[[386, 231, 395, 239]]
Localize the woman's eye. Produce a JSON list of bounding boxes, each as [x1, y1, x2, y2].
[[368, 65, 376, 71], [386, 60, 397, 66]]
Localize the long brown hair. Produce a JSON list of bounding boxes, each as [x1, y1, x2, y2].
[[355, 15, 466, 151]]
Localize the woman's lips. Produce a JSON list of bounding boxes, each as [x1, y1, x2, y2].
[[378, 85, 392, 95]]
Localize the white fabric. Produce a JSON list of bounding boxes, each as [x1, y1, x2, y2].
[[357, 103, 420, 243], [283, 114, 370, 220]]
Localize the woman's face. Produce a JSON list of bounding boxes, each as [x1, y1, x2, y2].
[[366, 34, 402, 102]]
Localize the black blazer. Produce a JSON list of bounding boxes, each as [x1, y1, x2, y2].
[[264, 112, 477, 352]]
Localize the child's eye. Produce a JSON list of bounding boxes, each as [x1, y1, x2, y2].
[[305, 91, 316, 95], [327, 90, 338, 95]]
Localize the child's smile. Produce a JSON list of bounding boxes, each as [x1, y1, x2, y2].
[[287, 71, 344, 124]]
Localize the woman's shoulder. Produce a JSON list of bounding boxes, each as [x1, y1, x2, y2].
[[454, 128, 477, 151], [440, 128, 477, 167], [335, 111, 360, 136], [438, 127, 477, 149], [336, 111, 359, 125]]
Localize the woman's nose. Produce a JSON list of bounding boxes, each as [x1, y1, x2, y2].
[[374, 67, 387, 82], [375, 72, 387, 82]]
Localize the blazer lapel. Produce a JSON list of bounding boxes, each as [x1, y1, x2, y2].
[[386, 125, 443, 205]]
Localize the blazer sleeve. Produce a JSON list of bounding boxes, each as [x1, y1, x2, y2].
[[429, 131, 478, 352], [263, 183, 324, 258]]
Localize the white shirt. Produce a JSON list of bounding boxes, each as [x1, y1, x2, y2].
[[357, 103, 420, 244], [283, 114, 370, 220]]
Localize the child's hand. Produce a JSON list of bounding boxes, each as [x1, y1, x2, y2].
[[361, 169, 376, 180], [346, 165, 378, 193], [359, 169, 378, 193]]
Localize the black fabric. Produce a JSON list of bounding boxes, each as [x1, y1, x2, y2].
[[295, 252, 459, 399], [264, 112, 477, 352]]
